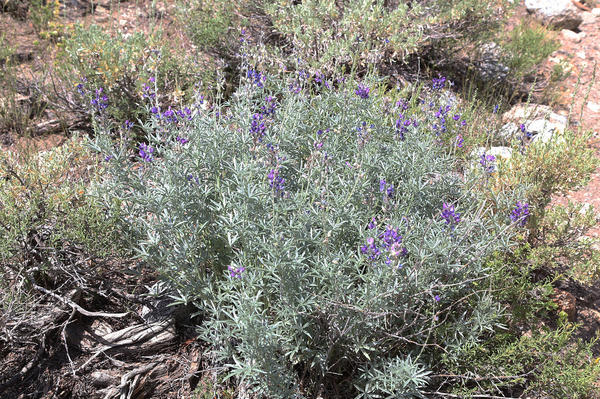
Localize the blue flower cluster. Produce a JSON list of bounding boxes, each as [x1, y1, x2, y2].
[[176, 136, 189, 145], [247, 69, 266, 88], [250, 96, 278, 143], [76, 82, 86, 96], [138, 143, 154, 162], [268, 168, 286, 197], [441, 203, 460, 229], [142, 77, 156, 99], [519, 123, 533, 139], [260, 96, 277, 116], [186, 174, 200, 185], [228, 265, 246, 278], [313, 70, 330, 89], [455, 134, 464, 148], [479, 153, 496, 174], [250, 113, 266, 141], [510, 201, 530, 227], [379, 179, 394, 198], [162, 106, 193, 124], [361, 224, 407, 265], [91, 88, 109, 112], [433, 105, 452, 135], [355, 83, 370, 99], [432, 76, 447, 90], [395, 113, 417, 141]]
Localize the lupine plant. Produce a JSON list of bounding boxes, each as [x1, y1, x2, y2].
[[93, 75, 528, 398]]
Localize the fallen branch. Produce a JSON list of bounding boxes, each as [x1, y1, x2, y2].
[[74, 320, 175, 374], [33, 284, 129, 318]]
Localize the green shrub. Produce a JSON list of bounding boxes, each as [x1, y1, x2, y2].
[[29, 0, 65, 40], [443, 321, 600, 398], [489, 129, 598, 236], [0, 33, 42, 136], [182, 0, 512, 76], [55, 24, 199, 132], [501, 19, 560, 82], [0, 138, 123, 270], [0, 138, 125, 365], [93, 74, 528, 397]]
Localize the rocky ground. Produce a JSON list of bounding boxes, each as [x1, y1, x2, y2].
[[523, 0, 600, 355]]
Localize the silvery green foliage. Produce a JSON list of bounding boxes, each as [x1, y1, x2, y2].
[[93, 77, 523, 398], [356, 356, 430, 398]]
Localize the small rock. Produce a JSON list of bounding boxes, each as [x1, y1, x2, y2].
[[525, 0, 583, 30], [587, 102, 600, 112], [549, 56, 563, 64], [528, 119, 565, 144], [503, 103, 567, 128], [91, 371, 119, 388], [489, 146, 513, 159], [561, 29, 582, 43], [472, 146, 513, 160], [578, 202, 594, 215], [581, 11, 596, 25], [592, 8, 600, 16], [475, 42, 509, 82], [552, 289, 576, 322], [577, 50, 587, 59]]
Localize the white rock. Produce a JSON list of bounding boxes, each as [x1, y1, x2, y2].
[[561, 29, 582, 43], [587, 102, 600, 112], [581, 11, 596, 26], [471, 146, 513, 160], [489, 146, 514, 159], [525, 0, 583, 30], [527, 119, 566, 143], [592, 8, 600, 16], [476, 42, 509, 81], [577, 51, 587, 59], [502, 103, 568, 128], [528, 119, 567, 145]]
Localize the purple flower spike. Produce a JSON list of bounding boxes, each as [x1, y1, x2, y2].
[[138, 143, 154, 162], [176, 136, 189, 145], [91, 87, 108, 111], [247, 69, 266, 88], [368, 217, 377, 230], [434, 295, 441, 302], [455, 134, 464, 148], [355, 83, 370, 99], [510, 201, 530, 227], [268, 169, 286, 197], [228, 265, 246, 278], [441, 203, 461, 229], [479, 153, 496, 174], [432, 76, 446, 90]]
